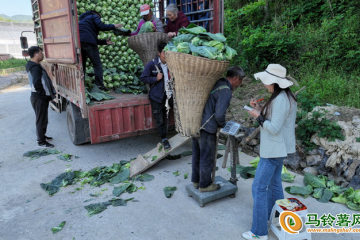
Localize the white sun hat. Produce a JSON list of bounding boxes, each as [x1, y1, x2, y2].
[[254, 64, 293, 89]]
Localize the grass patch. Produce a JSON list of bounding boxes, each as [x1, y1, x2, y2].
[[0, 58, 27, 70]]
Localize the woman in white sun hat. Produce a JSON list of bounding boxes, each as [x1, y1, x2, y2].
[[242, 64, 297, 240]]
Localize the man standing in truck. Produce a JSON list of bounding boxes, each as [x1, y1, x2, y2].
[[79, 10, 122, 91], [130, 4, 164, 35], [26, 46, 57, 148]]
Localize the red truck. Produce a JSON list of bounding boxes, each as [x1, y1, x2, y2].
[[23, 0, 224, 145]]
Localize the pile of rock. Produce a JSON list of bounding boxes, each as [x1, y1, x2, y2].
[[240, 112, 360, 190]]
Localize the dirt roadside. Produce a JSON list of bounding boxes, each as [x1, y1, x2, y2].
[[0, 71, 29, 92]]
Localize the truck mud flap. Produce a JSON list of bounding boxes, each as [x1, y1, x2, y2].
[[66, 102, 90, 145]]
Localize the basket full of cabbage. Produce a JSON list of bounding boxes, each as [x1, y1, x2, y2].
[[127, 19, 171, 66], [128, 32, 171, 66], [164, 24, 237, 137], [164, 23, 237, 61]]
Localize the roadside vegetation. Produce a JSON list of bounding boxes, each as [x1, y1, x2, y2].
[[224, 0, 360, 108], [0, 58, 27, 70]]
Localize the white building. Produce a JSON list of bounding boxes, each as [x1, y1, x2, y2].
[[0, 22, 36, 59]]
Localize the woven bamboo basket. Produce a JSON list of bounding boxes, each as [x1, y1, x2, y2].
[[165, 51, 230, 137], [128, 32, 171, 66]]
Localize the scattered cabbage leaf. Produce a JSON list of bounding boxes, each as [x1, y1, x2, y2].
[[285, 185, 313, 198], [51, 221, 66, 234], [164, 186, 177, 198], [318, 188, 333, 203], [331, 192, 348, 204], [312, 188, 324, 199], [303, 173, 326, 188], [112, 183, 132, 197]]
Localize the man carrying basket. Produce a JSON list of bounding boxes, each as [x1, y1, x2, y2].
[[192, 66, 246, 192]]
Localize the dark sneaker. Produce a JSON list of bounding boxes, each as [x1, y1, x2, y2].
[[193, 182, 199, 189], [45, 136, 53, 141], [99, 86, 110, 91], [162, 140, 171, 150], [38, 141, 54, 148], [199, 183, 221, 193]]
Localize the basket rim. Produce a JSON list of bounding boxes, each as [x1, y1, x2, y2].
[[165, 51, 230, 64]]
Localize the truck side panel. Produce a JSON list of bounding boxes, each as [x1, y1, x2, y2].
[[42, 62, 87, 117], [88, 94, 174, 144], [38, 0, 77, 63]]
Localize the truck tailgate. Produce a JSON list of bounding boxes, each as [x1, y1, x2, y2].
[[88, 93, 174, 144]]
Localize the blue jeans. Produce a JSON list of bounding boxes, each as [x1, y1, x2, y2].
[[251, 157, 285, 236]]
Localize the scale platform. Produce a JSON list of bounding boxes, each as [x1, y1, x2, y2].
[[186, 176, 238, 207]]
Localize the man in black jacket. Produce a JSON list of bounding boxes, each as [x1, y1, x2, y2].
[[26, 46, 56, 148], [79, 10, 122, 91], [140, 42, 173, 150], [192, 66, 245, 192]]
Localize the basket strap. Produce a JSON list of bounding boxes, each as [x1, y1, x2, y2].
[[210, 85, 230, 94], [150, 59, 161, 89]]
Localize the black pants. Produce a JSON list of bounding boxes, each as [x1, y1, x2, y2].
[[81, 42, 104, 87], [150, 96, 173, 139], [191, 130, 217, 188], [30, 96, 49, 143]]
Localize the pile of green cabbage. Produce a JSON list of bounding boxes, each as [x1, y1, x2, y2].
[[77, 0, 154, 94], [164, 23, 237, 61]]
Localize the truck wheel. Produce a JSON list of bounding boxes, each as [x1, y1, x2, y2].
[[66, 103, 90, 145]]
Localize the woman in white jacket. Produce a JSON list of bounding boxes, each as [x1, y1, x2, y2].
[[242, 64, 297, 240]]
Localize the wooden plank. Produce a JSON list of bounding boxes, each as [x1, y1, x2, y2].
[[129, 133, 191, 177]]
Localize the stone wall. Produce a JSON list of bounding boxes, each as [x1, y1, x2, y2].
[[241, 112, 360, 190]]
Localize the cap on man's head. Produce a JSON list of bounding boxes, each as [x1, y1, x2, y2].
[[140, 4, 151, 16]]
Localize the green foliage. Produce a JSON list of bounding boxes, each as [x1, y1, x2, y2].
[[296, 109, 345, 151], [296, 91, 322, 113], [0, 58, 27, 70], [224, 0, 360, 108]]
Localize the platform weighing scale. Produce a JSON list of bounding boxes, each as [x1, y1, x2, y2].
[[186, 121, 244, 207]]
